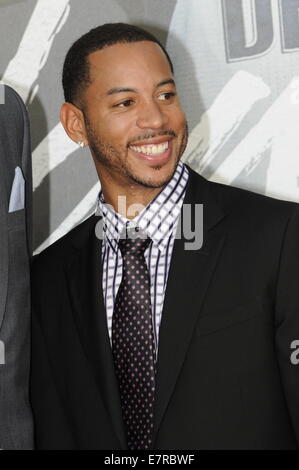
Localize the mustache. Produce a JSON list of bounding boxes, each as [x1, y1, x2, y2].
[[127, 129, 176, 146]]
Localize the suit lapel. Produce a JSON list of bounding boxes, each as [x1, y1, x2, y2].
[[151, 165, 227, 447], [67, 218, 127, 449]]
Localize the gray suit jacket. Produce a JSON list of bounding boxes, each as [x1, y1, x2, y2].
[[0, 84, 33, 449]]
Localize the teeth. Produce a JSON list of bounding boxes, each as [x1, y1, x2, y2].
[[130, 141, 169, 155]]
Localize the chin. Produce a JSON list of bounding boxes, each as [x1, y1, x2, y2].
[[135, 166, 175, 188]]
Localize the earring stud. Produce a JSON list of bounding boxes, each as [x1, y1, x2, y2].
[[77, 141, 85, 148]]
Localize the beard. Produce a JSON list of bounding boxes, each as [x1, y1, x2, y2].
[[84, 116, 189, 189]]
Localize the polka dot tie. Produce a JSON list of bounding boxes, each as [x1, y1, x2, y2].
[[112, 225, 156, 450]]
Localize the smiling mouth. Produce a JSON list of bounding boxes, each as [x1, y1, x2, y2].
[[128, 140, 172, 164]]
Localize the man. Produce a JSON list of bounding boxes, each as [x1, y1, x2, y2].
[[0, 84, 34, 449], [30, 23, 299, 449]]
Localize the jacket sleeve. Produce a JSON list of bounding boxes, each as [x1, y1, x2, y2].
[[275, 205, 299, 446]]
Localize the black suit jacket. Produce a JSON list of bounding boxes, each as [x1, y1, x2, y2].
[[30, 164, 299, 449]]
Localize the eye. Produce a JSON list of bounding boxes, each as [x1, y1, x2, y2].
[[114, 99, 134, 108], [158, 92, 176, 101]]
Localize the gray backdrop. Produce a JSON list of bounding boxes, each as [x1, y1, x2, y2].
[[1, 0, 299, 253]]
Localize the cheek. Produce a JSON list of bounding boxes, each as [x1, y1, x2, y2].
[[173, 109, 187, 133], [103, 115, 134, 146], [167, 103, 186, 123]]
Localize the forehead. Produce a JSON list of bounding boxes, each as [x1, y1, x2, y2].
[[86, 41, 173, 93]]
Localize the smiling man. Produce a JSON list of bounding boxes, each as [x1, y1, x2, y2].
[[30, 23, 299, 450]]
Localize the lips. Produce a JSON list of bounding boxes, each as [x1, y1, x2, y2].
[[129, 135, 173, 147]]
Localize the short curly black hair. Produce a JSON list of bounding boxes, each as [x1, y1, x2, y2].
[[62, 22, 174, 106]]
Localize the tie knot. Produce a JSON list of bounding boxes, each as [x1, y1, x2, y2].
[[118, 226, 151, 255]]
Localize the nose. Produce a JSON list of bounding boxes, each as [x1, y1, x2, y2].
[[136, 99, 169, 129]]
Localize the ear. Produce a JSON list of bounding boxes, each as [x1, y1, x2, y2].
[[60, 102, 87, 146]]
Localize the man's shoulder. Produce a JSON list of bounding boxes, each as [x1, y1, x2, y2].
[[32, 213, 98, 275], [189, 166, 299, 221], [219, 180, 298, 220]]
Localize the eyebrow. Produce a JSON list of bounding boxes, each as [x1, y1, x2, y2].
[[105, 78, 175, 96]]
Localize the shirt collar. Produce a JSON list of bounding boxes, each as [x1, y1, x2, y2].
[[95, 161, 189, 253]]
